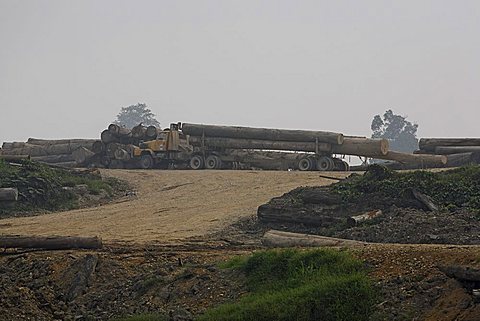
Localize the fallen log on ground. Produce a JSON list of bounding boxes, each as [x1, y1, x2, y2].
[[262, 230, 369, 248], [379, 151, 447, 168], [189, 136, 332, 153], [419, 138, 480, 152], [411, 189, 438, 211], [332, 137, 389, 157], [0, 188, 18, 201], [0, 235, 103, 250], [182, 123, 345, 145]]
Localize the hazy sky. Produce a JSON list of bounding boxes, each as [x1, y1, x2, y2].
[[1, 0, 479, 143]]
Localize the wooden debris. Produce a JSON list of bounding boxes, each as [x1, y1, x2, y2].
[[262, 230, 369, 248], [347, 210, 383, 226], [0, 235, 103, 250]]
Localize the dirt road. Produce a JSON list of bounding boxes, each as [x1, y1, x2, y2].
[[0, 170, 347, 243]]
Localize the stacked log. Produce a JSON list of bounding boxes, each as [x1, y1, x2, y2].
[[414, 138, 480, 167], [0, 138, 98, 167]]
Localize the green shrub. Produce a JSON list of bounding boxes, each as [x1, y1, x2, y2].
[[199, 249, 376, 321]]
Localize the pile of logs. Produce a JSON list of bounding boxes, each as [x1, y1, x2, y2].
[[415, 138, 480, 167], [0, 138, 98, 167], [92, 123, 161, 168]]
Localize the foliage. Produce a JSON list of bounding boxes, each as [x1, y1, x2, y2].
[[371, 109, 418, 152], [115, 103, 160, 128], [199, 249, 376, 321], [0, 159, 125, 215], [333, 164, 480, 212]]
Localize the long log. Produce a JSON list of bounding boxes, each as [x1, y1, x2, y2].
[[262, 230, 368, 248], [92, 141, 105, 154], [2, 142, 26, 149], [132, 124, 147, 138], [32, 154, 75, 163], [434, 146, 480, 155], [0, 155, 30, 162], [332, 137, 389, 157], [182, 123, 344, 145], [27, 138, 97, 146], [0, 235, 102, 250], [446, 152, 480, 167], [101, 130, 117, 144], [146, 126, 159, 139], [189, 136, 332, 153], [379, 151, 447, 168], [419, 138, 480, 151], [0, 188, 18, 201], [108, 124, 131, 137]]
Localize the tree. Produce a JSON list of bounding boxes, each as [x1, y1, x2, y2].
[[114, 103, 160, 128], [371, 109, 419, 152]]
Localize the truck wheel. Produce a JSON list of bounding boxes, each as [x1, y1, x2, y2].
[[317, 156, 334, 171], [189, 155, 205, 170], [298, 158, 314, 171], [139, 154, 154, 169], [205, 155, 222, 169]]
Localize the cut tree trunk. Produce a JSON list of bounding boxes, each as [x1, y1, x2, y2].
[[411, 189, 438, 211], [189, 136, 332, 153], [0, 188, 18, 201], [108, 124, 131, 137], [132, 124, 147, 138], [419, 138, 480, 152], [101, 130, 117, 144], [0, 155, 30, 162], [32, 154, 75, 163], [27, 138, 97, 146], [434, 146, 480, 155], [72, 147, 95, 164], [0, 235, 102, 250], [145, 126, 158, 139], [92, 141, 105, 154], [379, 151, 447, 168], [262, 230, 369, 248], [446, 152, 480, 167], [182, 123, 344, 145], [114, 148, 131, 161], [332, 137, 389, 157]]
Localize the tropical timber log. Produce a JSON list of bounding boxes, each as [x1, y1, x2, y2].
[[419, 138, 480, 152], [189, 136, 332, 153], [108, 124, 132, 137], [27, 138, 97, 146], [434, 146, 480, 155], [262, 230, 369, 248], [32, 154, 75, 163], [0, 235, 102, 250], [132, 124, 147, 138], [92, 141, 105, 154], [445, 152, 480, 167], [2, 142, 26, 149], [114, 148, 131, 161], [101, 130, 117, 144], [332, 137, 389, 157], [379, 151, 447, 168], [0, 155, 30, 162], [72, 147, 95, 164], [182, 123, 344, 145], [145, 126, 159, 139], [0, 188, 18, 201]]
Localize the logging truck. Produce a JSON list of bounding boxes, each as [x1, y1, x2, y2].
[[125, 123, 357, 171]]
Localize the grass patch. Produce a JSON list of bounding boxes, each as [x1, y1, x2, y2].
[[333, 164, 480, 212], [110, 313, 167, 321], [199, 248, 376, 321], [0, 159, 126, 215]]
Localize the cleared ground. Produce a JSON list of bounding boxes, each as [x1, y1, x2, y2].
[[0, 169, 347, 243]]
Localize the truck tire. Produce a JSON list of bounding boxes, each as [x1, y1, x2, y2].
[[189, 155, 205, 170], [317, 156, 334, 171], [298, 157, 314, 171], [139, 154, 154, 169], [205, 155, 222, 169]]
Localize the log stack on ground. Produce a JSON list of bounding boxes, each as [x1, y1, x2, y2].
[[414, 138, 480, 167], [0, 138, 99, 167]]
